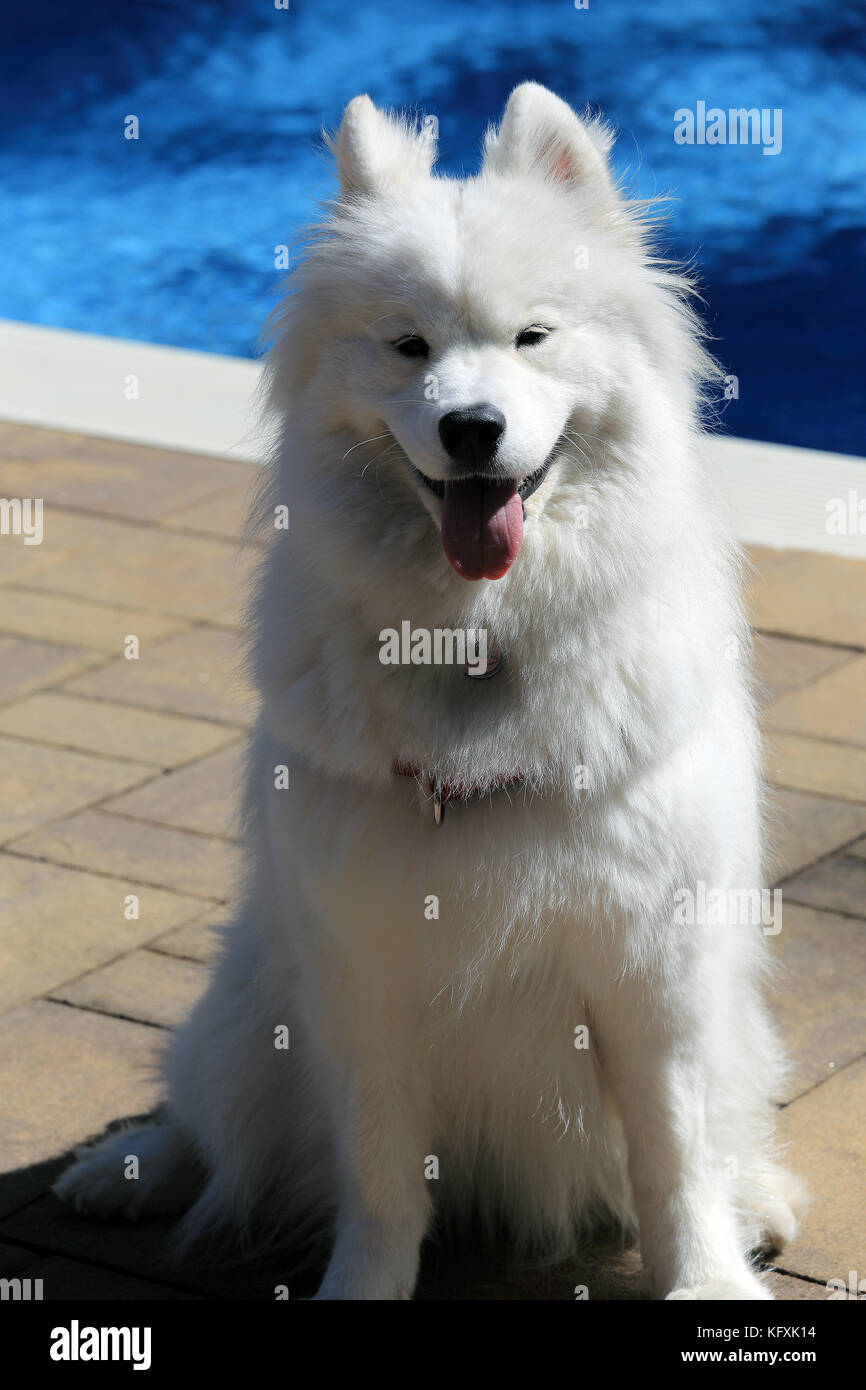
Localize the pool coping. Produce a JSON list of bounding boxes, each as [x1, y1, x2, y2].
[[0, 317, 863, 559]]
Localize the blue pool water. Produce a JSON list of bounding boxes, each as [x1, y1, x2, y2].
[[1, 0, 863, 453]]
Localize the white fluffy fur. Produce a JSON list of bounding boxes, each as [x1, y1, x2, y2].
[[56, 84, 807, 1300]]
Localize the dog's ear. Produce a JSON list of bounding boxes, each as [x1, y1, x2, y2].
[[332, 95, 437, 196], [484, 83, 614, 198]]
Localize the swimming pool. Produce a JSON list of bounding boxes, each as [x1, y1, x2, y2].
[[1, 0, 863, 453]]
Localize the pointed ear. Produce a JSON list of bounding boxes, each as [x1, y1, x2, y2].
[[484, 83, 614, 198], [332, 94, 437, 196]]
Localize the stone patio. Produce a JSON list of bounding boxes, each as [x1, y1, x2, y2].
[[0, 419, 864, 1300]]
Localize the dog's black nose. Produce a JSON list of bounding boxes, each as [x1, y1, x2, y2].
[[438, 405, 506, 469]]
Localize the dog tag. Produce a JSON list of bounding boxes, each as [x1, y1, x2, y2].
[[467, 638, 505, 680]]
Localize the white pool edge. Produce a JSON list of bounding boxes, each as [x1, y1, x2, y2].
[[0, 319, 863, 559], [0, 320, 266, 462]]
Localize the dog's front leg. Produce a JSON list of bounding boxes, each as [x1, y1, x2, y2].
[[311, 949, 432, 1301], [593, 962, 772, 1301]]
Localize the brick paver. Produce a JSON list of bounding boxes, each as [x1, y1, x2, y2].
[[9, 807, 241, 900], [148, 909, 227, 965], [0, 851, 204, 1011], [775, 1057, 866, 1284], [0, 737, 150, 843], [162, 481, 259, 541], [0, 421, 863, 1301], [765, 656, 866, 747], [104, 741, 245, 836], [0, 1001, 164, 1219], [766, 732, 866, 804], [64, 625, 255, 723], [0, 634, 100, 703], [49, 949, 209, 1031], [0, 690, 238, 768], [782, 850, 866, 922], [771, 904, 866, 1101], [764, 786, 866, 882], [752, 632, 859, 704], [747, 545, 866, 647], [0, 437, 252, 522], [0, 586, 189, 652]]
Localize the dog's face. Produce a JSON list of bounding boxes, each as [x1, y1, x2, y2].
[[294, 86, 661, 582]]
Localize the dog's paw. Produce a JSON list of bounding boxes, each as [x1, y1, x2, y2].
[[748, 1166, 810, 1256], [666, 1275, 773, 1301], [54, 1125, 197, 1220], [54, 1145, 143, 1219]]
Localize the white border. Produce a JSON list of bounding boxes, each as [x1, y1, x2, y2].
[[702, 435, 866, 559], [0, 319, 863, 558], [0, 320, 264, 461]]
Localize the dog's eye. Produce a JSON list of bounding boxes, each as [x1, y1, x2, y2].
[[392, 334, 430, 359], [515, 326, 550, 348]]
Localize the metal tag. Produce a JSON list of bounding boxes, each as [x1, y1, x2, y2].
[[433, 778, 444, 826], [467, 638, 505, 681]]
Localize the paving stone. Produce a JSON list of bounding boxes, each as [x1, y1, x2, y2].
[[0, 1001, 162, 1218], [0, 1250, 200, 1299], [23, 511, 245, 622], [0, 1194, 649, 1301], [65, 626, 254, 725], [0, 516, 67, 583], [0, 424, 120, 460], [0, 1165, 828, 1302], [0, 691, 237, 769], [50, 950, 209, 1030], [162, 481, 256, 540], [765, 787, 866, 883], [0, 505, 101, 586], [0, 1240, 36, 1276], [770, 904, 866, 1102], [10, 808, 240, 900], [0, 852, 205, 1012], [753, 633, 858, 706], [781, 854, 866, 920], [764, 1269, 834, 1300], [0, 634, 100, 703], [0, 423, 862, 1303], [0, 1195, 314, 1299], [105, 742, 244, 835], [417, 1233, 646, 1301], [0, 736, 148, 844], [149, 911, 227, 965], [0, 443, 254, 523], [747, 546, 866, 647], [775, 1056, 866, 1285], [0, 587, 187, 653], [765, 656, 866, 749], [765, 732, 866, 804]]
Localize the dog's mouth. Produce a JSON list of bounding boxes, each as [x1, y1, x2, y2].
[[412, 455, 554, 583], [414, 457, 552, 505]]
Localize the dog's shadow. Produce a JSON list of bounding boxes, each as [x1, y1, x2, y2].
[[0, 1114, 650, 1300]]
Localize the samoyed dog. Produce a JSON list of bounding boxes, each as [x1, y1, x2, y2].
[[57, 84, 806, 1300]]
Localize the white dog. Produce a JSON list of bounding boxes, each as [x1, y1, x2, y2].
[[56, 84, 806, 1300]]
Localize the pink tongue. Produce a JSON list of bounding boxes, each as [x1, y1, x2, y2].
[[441, 478, 524, 581]]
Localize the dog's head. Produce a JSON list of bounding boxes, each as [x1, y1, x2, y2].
[[272, 85, 708, 585]]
